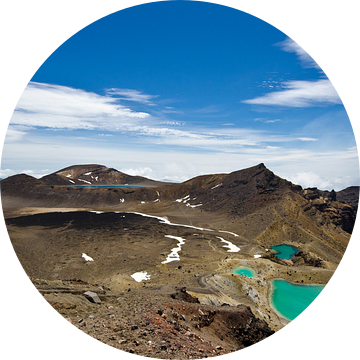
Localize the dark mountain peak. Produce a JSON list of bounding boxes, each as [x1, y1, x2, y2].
[[1, 173, 41, 184], [0, 173, 43, 192]]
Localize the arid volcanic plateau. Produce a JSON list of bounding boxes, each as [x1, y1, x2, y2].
[[1, 163, 358, 359]]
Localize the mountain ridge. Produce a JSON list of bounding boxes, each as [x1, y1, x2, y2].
[[1, 163, 357, 239]]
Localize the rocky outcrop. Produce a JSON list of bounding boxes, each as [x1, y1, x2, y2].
[[170, 287, 200, 303], [196, 305, 275, 348], [303, 187, 356, 233], [83, 291, 101, 304], [262, 250, 323, 268], [336, 186, 359, 214], [292, 251, 323, 267]]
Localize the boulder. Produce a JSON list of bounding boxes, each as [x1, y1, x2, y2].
[[83, 291, 101, 304]]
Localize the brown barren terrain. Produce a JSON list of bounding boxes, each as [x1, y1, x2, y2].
[[1, 163, 358, 358]]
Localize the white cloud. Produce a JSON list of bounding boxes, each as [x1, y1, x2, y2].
[[120, 167, 153, 178], [277, 38, 320, 69], [298, 137, 318, 142], [0, 169, 17, 178], [0, 168, 49, 179], [11, 82, 150, 131], [4, 125, 29, 142], [242, 79, 341, 107], [287, 171, 332, 189], [106, 88, 158, 105], [254, 118, 281, 124]]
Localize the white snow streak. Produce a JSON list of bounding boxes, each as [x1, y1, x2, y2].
[[176, 195, 190, 203], [130, 212, 214, 232], [218, 230, 239, 237], [82, 253, 94, 261], [216, 236, 240, 252], [211, 183, 223, 190], [161, 235, 186, 264], [78, 178, 92, 184]]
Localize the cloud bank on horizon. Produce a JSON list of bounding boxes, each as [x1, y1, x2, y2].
[[1, 1, 358, 191]]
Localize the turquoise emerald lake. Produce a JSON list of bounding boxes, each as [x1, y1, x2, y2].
[[271, 244, 299, 259], [270, 279, 324, 321], [233, 267, 255, 277]]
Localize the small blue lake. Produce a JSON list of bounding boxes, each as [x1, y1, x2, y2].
[[271, 244, 300, 260], [270, 279, 324, 321], [233, 267, 256, 277]]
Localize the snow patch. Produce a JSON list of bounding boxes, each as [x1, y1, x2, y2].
[[130, 212, 214, 232], [211, 183, 223, 190], [254, 254, 262, 258], [78, 178, 92, 184], [120, 198, 125, 203], [89, 211, 103, 214], [176, 195, 190, 203], [66, 174, 72, 178], [131, 271, 150, 282], [84, 172, 92, 175], [216, 236, 240, 252], [161, 235, 186, 264], [218, 230, 239, 237], [82, 253, 94, 261], [186, 203, 203, 208], [154, 199, 160, 202], [69, 179, 75, 184]]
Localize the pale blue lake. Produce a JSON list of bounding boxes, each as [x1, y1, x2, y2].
[[233, 266, 256, 277], [270, 279, 324, 321], [271, 244, 300, 260]]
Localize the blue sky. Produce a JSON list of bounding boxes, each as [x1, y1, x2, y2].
[[1, 1, 358, 190]]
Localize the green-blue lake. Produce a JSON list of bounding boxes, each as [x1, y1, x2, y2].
[[233, 267, 256, 277], [270, 279, 324, 321], [271, 244, 300, 260]]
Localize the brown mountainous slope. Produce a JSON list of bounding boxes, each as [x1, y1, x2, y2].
[[40, 164, 170, 187], [1, 163, 357, 268]]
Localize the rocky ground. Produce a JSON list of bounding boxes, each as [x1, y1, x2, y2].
[[34, 278, 275, 359], [2, 163, 356, 359]]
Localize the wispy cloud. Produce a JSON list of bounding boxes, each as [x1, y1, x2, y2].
[[195, 105, 221, 114], [11, 82, 150, 131], [106, 88, 158, 105], [298, 137, 318, 142], [243, 38, 338, 108], [242, 79, 341, 107], [254, 118, 281, 124], [276, 38, 320, 69], [4, 125, 29, 142]]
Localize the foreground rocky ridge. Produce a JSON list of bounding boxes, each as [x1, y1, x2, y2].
[[34, 278, 274, 358]]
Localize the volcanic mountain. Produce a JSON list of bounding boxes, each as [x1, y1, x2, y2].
[[0, 164, 360, 233], [40, 164, 171, 187], [1, 163, 357, 265]]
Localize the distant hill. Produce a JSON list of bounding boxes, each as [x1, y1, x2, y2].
[[39, 164, 171, 187]]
